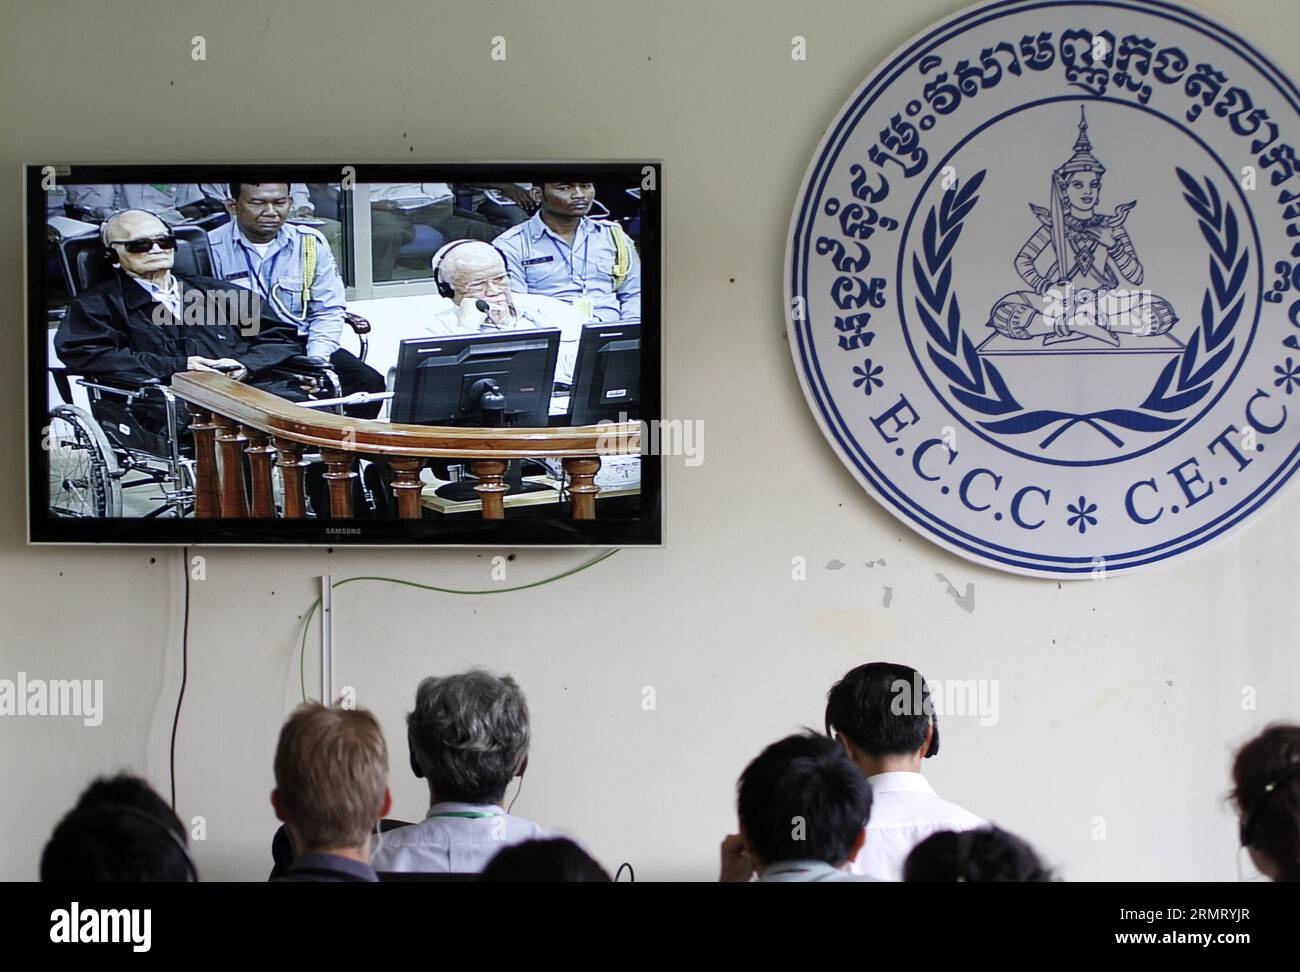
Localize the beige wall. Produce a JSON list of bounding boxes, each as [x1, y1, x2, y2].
[[1, 0, 1297, 880]]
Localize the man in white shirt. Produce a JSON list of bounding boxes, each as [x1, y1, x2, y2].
[[825, 662, 987, 881], [427, 239, 585, 386], [370, 670, 545, 874], [718, 732, 879, 883]]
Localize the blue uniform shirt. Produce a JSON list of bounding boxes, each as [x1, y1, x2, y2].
[[495, 211, 640, 322], [208, 220, 346, 359]]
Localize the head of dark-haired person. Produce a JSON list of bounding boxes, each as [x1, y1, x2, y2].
[[825, 662, 937, 772], [903, 827, 1052, 882], [824, 662, 986, 882], [41, 774, 194, 882], [530, 181, 596, 223], [225, 182, 293, 244], [733, 732, 871, 875], [1232, 723, 1300, 882], [480, 837, 611, 882]]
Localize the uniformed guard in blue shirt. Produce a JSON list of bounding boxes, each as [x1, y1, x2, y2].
[[494, 182, 641, 323], [208, 182, 384, 417]]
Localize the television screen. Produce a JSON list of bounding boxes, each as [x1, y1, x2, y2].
[[26, 164, 661, 545]]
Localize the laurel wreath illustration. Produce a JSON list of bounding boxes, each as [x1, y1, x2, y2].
[[914, 167, 1246, 450]]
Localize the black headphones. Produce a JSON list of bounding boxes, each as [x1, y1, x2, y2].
[[100, 216, 123, 265], [431, 239, 510, 299], [61, 804, 199, 881], [1240, 762, 1300, 848], [100, 209, 176, 266]]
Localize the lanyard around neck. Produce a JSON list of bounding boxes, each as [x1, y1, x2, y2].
[[429, 810, 499, 819], [240, 237, 281, 299], [546, 220, 590, 293]]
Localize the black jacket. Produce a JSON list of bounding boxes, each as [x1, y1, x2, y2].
[[275, 852, 379, 883], [55, 270, 303, 385]]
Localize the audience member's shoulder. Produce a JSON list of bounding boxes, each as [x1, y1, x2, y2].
[[935, 795, 987, 829], [372, 819, 422, 848], [512, 814, 547, 837]]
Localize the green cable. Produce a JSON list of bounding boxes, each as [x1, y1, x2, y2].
[[298, 548, 620, 702]]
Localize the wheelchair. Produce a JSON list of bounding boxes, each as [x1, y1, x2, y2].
[[46, 223, 375, 519]]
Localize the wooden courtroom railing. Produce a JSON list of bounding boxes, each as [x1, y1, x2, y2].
[[170, 372, 641, 521]]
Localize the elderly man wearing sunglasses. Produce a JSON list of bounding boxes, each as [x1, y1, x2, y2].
[[55, 208, 310, 435]]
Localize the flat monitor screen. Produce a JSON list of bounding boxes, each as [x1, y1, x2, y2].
[[27, 164, 661, 545], [568, 322, 641, 425], [390, 330, 560, 428]]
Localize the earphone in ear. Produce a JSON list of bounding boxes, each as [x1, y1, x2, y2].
[[507, 754, 528, 814], [926, 708, 940, 759], [100, 218, 119, 265], [430, 240, 463, 299]]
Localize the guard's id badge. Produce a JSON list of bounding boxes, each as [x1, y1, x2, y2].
[[574, 297, 595, 321]]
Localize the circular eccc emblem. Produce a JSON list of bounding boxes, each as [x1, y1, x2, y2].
[[786, 0, 1300, 577]]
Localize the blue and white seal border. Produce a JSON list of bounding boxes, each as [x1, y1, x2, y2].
[[785, 0, 1300, 578]]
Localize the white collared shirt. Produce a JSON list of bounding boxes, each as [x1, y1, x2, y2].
[[759, 859, 881, 882], [850, 771, 986, 881], [369, 801, 545, 874], [130, 273, 182, 319], [368, 183, 453, 209]]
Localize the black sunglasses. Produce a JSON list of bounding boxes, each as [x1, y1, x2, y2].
[[111, 235, 178, 254]]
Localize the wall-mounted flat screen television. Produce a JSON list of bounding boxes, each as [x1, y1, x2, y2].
[[26, 163, 661, 546]]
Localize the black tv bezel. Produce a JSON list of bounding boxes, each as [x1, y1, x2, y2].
[[26, 162, 662, 547]]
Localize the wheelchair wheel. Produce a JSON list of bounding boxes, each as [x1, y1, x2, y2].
[[47, 404, 123, 518]]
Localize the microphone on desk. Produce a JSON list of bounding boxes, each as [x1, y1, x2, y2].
[[475, 299, 490, 314]]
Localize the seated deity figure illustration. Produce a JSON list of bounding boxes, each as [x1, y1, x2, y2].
[[985, 108, 1178, 347]]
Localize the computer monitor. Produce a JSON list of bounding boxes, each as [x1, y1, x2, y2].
[[567, 322, 641, 425], [391, 329, 561, 428]]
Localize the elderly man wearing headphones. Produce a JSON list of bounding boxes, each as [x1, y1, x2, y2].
[[427, 239, 585, 386], [54, 208, 309, 435], [361, 240, 586, 516]]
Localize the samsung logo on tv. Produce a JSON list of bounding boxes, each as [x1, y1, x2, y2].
[[324, 528, 362, 535]]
